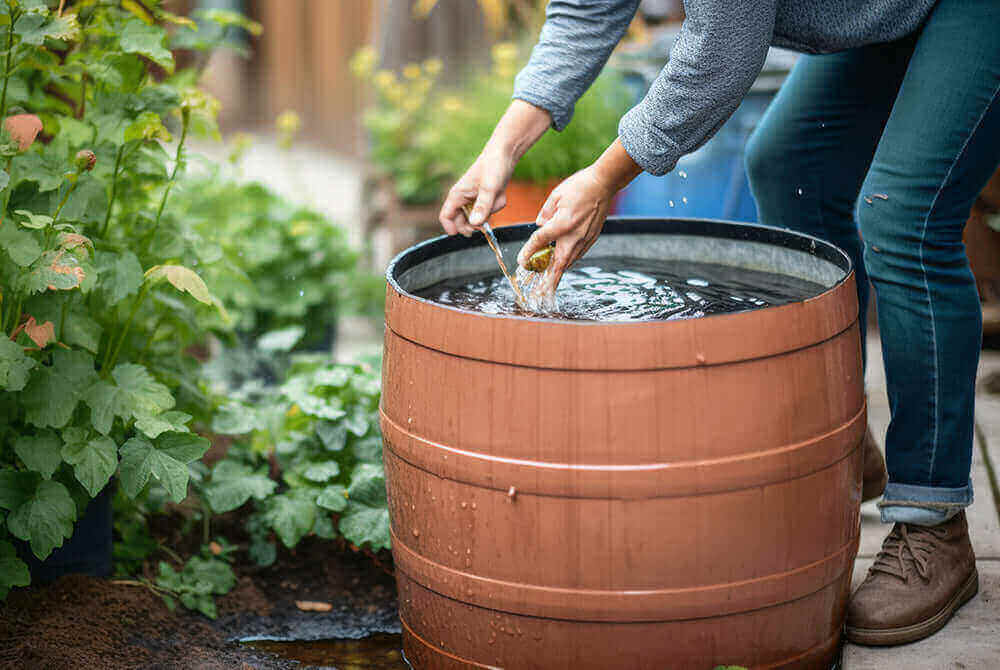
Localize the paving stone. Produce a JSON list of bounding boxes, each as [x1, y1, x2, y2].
[[843, 559, 1000, 669]]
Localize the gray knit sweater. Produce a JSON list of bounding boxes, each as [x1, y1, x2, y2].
[[513, 0, 936, 176]]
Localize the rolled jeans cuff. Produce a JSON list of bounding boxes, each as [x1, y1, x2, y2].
[[878, 480, 973, 525]]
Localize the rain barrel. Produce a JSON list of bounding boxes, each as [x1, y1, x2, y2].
[[382, 218, 864, 670]]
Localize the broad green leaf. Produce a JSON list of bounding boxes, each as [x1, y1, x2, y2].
[[96, 250, 143, 305], [0, 225, 42, 266], [59, 175, 107, 225], [14, 12, 79, 45], [199, 8, 263, 36], [118, 432, 208, 502], [211, 403, 260, 435], [303, 461, 340, 483], [316, 420, 347, 451], [339, 464, 390, 550], [124, 110, 170, 143], [12, 151, 66, 192], [316, 484, 348, 513], [265, 489, 317, 548], [62, 311, 102, 353], [144, 265, 216, 306], [7, 480, 77, 560], [15, 210, 52, 229], [312, 513, 337, 539], [0, 338, 35, 391], [351, 435, 383, 464], [313, 366, 351, 388], [19, 249, 88, 295], [86, 363, 174, 434], [344, 410, 369, 437], [204, 460, 276, 513], [0, 470, 41, 511], [14, 429, 62, 479], [60, 427, 117, 497], [0, 541, 31, 599], [22, 349, 98, 429], [135, 410, 191, 439], [120, 20, 174, 72]]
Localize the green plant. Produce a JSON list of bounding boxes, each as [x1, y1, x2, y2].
[[205, 356, 388, 564], [433, 43, 632, 184], [154, 541, 236, 619], [172, 168, 382, 348], [351, 47, 450, 205], [0, 0, 256, 599]]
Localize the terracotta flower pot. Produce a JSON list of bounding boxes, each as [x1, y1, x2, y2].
[[382, 219, 863, 669], [490, 178, 561, 227]]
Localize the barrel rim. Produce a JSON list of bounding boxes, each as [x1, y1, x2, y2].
[[385, 217, 854, 326]]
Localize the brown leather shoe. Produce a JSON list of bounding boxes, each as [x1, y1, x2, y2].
[[861, 428, 888, 502], [846, 511, 978, 646]]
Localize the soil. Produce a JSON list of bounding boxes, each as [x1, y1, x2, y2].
[[0, 532, 399, 670]]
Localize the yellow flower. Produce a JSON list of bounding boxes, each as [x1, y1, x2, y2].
[[491, 42, 518, 66], [276, 110, 301, 149], [290, 220, 312, 236], [422, 58, 443, 77], [385, 82, 406, 105], [402, 63, 422, 80], [350, 45, 377, 79], [441, 96, 463, 114], [401, 97, 421, 114], [373, 69, 396, 92]]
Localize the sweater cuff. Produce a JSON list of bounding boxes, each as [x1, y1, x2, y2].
[[617, 104, 682, 177], [511, 89, 573, 132]]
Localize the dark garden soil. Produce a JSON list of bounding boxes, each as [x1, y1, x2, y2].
[[0, 529, 399, 670]]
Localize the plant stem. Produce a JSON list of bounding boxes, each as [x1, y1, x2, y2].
[[0, 6, 17, 122], [58, 294, 70, 340], [146, 114, 189, 244], [101, 145, 124, 237], [158, 543, 184, 565], [102, 282, 149, 375], [201, 501, 211, 545]]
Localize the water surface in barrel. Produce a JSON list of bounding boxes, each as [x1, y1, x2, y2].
[[415, 258, 825, 321]]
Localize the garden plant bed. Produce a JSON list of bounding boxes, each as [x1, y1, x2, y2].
[[1, 532, 400, 670]]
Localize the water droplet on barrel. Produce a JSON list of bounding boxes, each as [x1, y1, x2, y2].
[[412, 529, 420, 537]]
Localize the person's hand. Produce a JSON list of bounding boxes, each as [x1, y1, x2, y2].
[[438, 100, 553, 236], [517, 138, 642, 289], [438, 147, 515, 236], [516, 166, 615, 287]]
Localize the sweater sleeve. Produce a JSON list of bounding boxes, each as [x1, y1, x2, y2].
[[512, 0, 641, 131], [618, 1, 778, 175]]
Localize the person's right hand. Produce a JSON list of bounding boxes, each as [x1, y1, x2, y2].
[[438, 146, 516, 236]]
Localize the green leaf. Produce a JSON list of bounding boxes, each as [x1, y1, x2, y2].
[[0, 540, 31, 599], [118, 432, 209, 502], [211, 403, 260, 435], [22, 349, 98, 429], [144, 265, 214, 305], [352, 435, 383, 464], [339, 464, 390, 551], [344, 410, 369, 437], [312, 513, 337, 539], [15, 210, 52, 229], [124, 110, 170, 143], [14, 429, 63, 479], [60, 427, 117, 497], [7, 480, 77, 560], [14, 12, 78, 45], [86, 363, 174, 435], [12, 152, 66, 192], [199, 8, 263, 36], [0, 338, 35, 391], [96, 250, 143, 305], [316, 484, 348, 513], [0, 470, 41, 511], [204, 460, 276, 513], [0, 225, 42, 266], [59, 175, 107, 225], [135, 410, 191, 439], [62, 311, 102, 353], [265, 489, 317, 548], [120, 20, 174, 72], [316, 420, 347, 451], [0, 170, 8, 192], [302, 461, 340, 483]]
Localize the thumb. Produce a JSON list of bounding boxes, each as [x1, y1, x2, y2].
[[518, 225, 560, 268], [468, 187, 498, 227]]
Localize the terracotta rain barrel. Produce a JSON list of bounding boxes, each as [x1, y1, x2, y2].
[[382, 218, 864, 669]]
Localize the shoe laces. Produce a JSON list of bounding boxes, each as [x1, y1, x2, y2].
[[870, 523, 948, 583]]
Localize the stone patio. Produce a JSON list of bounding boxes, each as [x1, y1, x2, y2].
[[844, 334, 1000, 667]]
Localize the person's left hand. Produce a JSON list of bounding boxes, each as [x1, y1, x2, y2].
[[516, 165, 615, 289]]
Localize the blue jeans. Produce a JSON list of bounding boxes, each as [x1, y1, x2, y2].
[[746, 0, 1000, 525]]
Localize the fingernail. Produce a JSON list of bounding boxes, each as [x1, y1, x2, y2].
[[469, 210, 483, 226]]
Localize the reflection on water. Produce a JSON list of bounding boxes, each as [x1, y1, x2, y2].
[[243, 633, 408, 669], [416, 258, 824, 321]]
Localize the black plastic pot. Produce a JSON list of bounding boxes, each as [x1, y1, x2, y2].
[[17, 483, 113, 584]]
